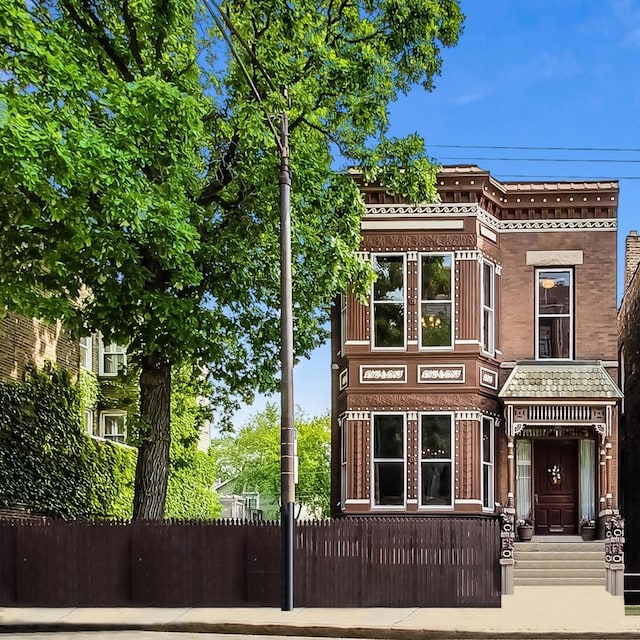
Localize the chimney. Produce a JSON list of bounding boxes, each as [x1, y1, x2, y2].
[[625, 230, 640, 291]]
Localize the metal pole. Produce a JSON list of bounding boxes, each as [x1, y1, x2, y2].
[[279, 91, 295, 612]]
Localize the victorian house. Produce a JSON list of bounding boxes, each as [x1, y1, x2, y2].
[[331, 166, 622, 541]]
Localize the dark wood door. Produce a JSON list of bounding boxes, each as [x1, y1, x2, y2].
[[533, 439, 578, 535]]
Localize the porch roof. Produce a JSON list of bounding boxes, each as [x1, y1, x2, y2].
[[499, 360, 622, 399]]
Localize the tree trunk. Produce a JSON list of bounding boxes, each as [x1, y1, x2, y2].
[[133, 354, 172, 520]]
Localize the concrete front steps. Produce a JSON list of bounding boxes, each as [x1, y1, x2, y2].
[[514, 536, 605, 586]]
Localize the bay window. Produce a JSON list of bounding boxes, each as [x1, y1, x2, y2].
[[420, 413, 453, 507], [536, 269, 573, 359], [482, 261, 495, 354], [420, 253, 453, 349], [372, 414, 405, 506], [482, 417, 494, 510], [372, 254, 405, 349]]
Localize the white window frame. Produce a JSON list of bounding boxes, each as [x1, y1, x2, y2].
[[481, 260, 495, 356], [418, 411, 454, 510], [99, 335, 127, 376], [99, 410, 127, 444], [371, 253, 407, 351], [418, 252, 454, 351], [481, 416, 494, 511], [340, 416, 347, 510], [79, 336, 93, 371], [535, 268, 573, 360], [371, 412, 406, 509], [84, 408, 95, 436], [340, 293, 347, 356]]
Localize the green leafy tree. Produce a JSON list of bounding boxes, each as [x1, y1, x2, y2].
[[212, 404, 331, 518], [0, 0, 463, 518], [165, 365, 221, 519]]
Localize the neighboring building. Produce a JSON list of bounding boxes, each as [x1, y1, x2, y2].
[[0, 313, 79, 380], [215, 479, 264, 520], [618, 230, 640, 600], [332, 166, 622, 539]]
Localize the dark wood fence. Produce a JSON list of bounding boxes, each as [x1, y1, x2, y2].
[[0, 516, 500, 607]]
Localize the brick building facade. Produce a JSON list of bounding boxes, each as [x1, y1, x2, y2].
[[618, 231, 640, 598], [331, 166, 622, 538]]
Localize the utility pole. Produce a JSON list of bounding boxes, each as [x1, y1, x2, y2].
[[279, 89, 295, 612], [201, 0, 295, 611]]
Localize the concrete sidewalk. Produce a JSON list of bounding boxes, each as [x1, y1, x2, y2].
[[1, 587, 640, 639]]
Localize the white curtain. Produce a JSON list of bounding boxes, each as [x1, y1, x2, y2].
[[580, 439, 596, 520], [516, 439, 532, 520]]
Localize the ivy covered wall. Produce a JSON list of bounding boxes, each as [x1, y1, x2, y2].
[[0, 364, 135, 518]]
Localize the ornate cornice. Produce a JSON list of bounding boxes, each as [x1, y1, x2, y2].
[[363, 203, 617, 234], [500, 219, 617, 232], [365, 203, 478, 216]]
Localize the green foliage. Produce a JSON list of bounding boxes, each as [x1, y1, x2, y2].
[[0, 363, 135, 518], [0, 0, 463, 514], [165, 365, 221, 519], [212, 404, 331, 519], [0, 0, 463, 411], [78, 368, 101, 412]]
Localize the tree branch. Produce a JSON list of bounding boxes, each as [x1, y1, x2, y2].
[[60, 0, 134, 82], [121, 0, 146, 71]]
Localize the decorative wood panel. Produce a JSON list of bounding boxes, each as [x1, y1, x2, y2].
[[456, 258, 480, 341]]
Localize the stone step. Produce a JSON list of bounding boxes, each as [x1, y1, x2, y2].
[[513, 539, 606, 586], [516, 567, 605, 578], [516, 551, 604, 562], [514, 541, 604, 553], [514, 576, 605, 586], [516, 559, 604, 570]]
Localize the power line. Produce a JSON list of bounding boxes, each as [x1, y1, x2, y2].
[[429, 144, 640, 153], [438, 156, 640, 164]]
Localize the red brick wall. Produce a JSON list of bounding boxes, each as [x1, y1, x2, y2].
[[500, 230, 618, 362]]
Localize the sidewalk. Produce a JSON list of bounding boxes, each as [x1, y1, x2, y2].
[[1, 587, 640, 639]]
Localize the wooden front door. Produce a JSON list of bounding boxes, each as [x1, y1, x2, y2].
[[533, 439, 578, 535]]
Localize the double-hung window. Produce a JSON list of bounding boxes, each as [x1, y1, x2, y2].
[[420, 254, 453, 349], [99, 338, 127, 376], [420, 413, 453, 507], [79, 336, 92, 370], [99, 411, 127, 444], [340, 417, 348, 509], [481, 261, 495, 354], [536, 269, 573, 359], [482, 417, 494, 510], [372, 255, 406, 349], [372, 414, 405, 506], [340, 294, 347, 355]]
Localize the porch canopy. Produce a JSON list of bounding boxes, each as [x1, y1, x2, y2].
[[499, 360, 622, 437], [498, 360, 622, 514]]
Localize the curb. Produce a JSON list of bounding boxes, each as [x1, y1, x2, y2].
[[2, 622, 640, 639]]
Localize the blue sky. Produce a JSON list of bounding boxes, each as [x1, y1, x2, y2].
[[231, 0, 639, 428]]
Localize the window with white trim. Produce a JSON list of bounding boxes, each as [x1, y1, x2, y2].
[[99, 338, 127, 376], [481, 416, 494, 510], [99, 411, 127, 444], [372, 254, 406, 349], [340, 417, 347, 509], [372, 414, 405, 506], [419, 253, 453, 348], [420, 413, 453, 507], [481, 261, 495, 355], [84, 409, 95, 436], [340, 294, 347, 355], [79, 336, 92, 370], [536, 269, 573, 360]]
